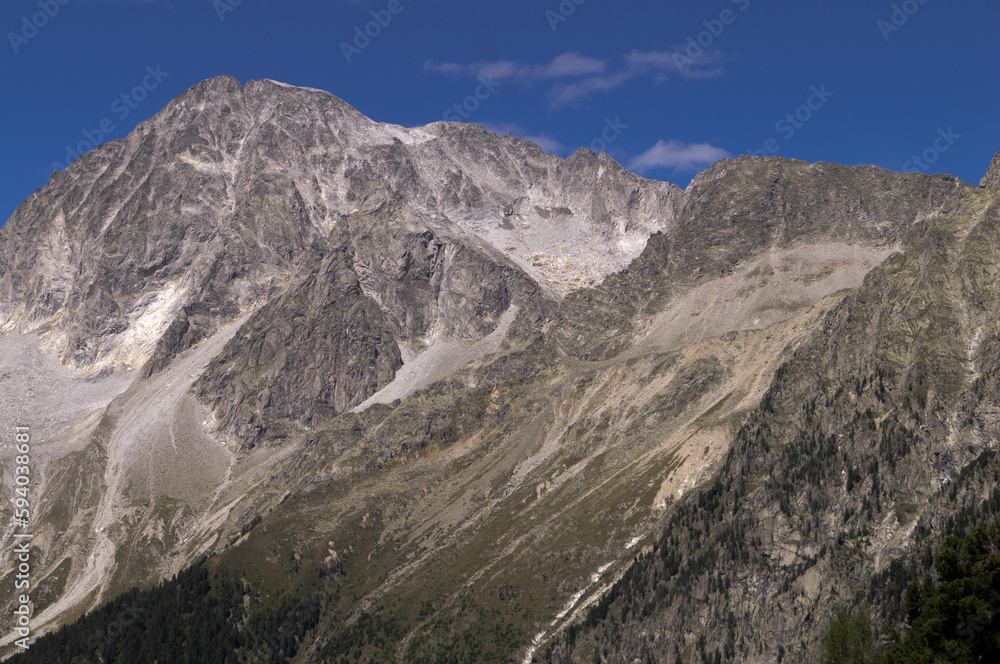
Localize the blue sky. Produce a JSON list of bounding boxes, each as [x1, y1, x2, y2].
[[2, 0, 999, 223]]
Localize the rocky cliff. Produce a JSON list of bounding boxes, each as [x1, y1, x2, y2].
[[982, 152, 1000, 189], [2, 77, 999, 664], [543, 160, 1000, 663]]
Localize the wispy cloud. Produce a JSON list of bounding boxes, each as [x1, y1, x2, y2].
[[548, 69, 635, 107], [425, 52, 606, 85], [426, 49, 724, 108], [629, 140, 730, 172], [481, 122, 566, 155], [624, 48, 724, 78], [551, 48, 724, 106]]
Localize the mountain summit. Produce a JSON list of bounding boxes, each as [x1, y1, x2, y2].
[[1, 78, 999, 663], [0, 76, 680, 372], [982, 151, 1000, 189]]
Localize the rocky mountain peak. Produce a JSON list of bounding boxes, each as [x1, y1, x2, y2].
[[684, 154, 814, 191], [982, 151, 1000, 189], [5, 75, 1000, 664], [0, 77, 688, 371]]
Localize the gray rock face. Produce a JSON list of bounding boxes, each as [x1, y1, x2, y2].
[[193, 244, 403, 450], [551, 157, 966, 361], [982, 152, 1000, 188], [545, 175, 1000, 664], [0, 78, 685, 646], [4, 75, 1000, 664], [0, 76, 679, 374]]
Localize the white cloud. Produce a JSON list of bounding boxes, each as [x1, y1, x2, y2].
[[551, 48, 724, 106], [424, 52, 605, 85], [538, 52, 606, 78], [426, 49, 724, 108], [629, 140, 730, 172], [548, 69, 635, 107], [623, 48, 722, 74]]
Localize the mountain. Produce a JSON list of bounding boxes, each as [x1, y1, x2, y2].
[[983, 152, 1000, 189], [544, 163, 1000, 663], [0, 76, 998, 663]]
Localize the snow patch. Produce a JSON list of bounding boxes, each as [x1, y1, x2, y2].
[[380, 123, 437, 146], [95, 282, 188, 372], [590, 562, 613, 584], [521, 560, 615, 663], [969, 326, 983, 380], [259, 79, 328, 94], [177, 152, 223, 174]]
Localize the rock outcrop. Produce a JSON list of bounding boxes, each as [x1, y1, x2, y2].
[[3, 76, 1000, 664], [982, 151, 1000, 189]]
